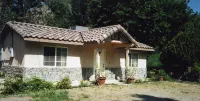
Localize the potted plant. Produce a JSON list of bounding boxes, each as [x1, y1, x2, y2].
[[96, 68, 106, 85], [126, 68, 137, 84], [159, 76, 164, 81], [159, 70, 165, 81]]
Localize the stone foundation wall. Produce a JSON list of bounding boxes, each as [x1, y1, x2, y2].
[[24, 67, 83, 82], [1, 66, 146, 82], [105, 68, 125, 80], [135, 68, 147, 80], [1, 66, 25, 77]]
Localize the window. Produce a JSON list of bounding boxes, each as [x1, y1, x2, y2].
[[44, 46, 67, 66], [129, 53, 138, 67]]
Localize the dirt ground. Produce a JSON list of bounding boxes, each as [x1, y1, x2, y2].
[[0, 81, 200, 101], [68, 81, 200, 101]]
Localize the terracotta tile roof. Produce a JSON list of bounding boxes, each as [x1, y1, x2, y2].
[[137, 42, 153, 49], [6, 21, 83, 42], [81, 25, 139, 46], [2, 21, 153, 49]]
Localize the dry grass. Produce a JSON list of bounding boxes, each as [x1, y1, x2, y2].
[[0, 81, 200, 101], [68, 81, 200, 101]]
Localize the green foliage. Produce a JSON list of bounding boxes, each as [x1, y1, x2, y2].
[[80, 80, 91, 87], [161, 13, 200, 68], [2, 76, 25, 94], [147, 53, 163, 70], [56, 77, 72, 89], [48, 0, 73, 28], [159, 70, 173, 81], [2, 77, 54, 94], [134, 79, 143, 83], [182, 61, 200, 82], [31, 90, 73, 101], [24, 77, 54, 92], [87, 0, 189, 47], [147, 69, 172, 81], [0, 71, 5, 78]]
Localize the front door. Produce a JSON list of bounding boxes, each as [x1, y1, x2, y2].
[[94, 48, 106, 78]]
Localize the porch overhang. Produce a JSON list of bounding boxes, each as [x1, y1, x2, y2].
[[130, 48, 155, 51]]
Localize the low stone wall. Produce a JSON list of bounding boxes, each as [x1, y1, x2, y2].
[[105, 68, 125, 80], [24, 67, 83, 82], [1, 66, 25, 77], [1, 66, 146, 82], [135, 68, 147, 80]]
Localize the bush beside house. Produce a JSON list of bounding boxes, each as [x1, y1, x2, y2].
[[2, 76, 72, 94]]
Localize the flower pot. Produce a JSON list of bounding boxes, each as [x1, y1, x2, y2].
[[159, 76, 163, 81], [98, 77, 106, 85], [127, 78, 135, 84]]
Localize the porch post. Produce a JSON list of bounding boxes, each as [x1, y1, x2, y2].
[[125, 48, 129, 68], [124, 48, 129, 80]]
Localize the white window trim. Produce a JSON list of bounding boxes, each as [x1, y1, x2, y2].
[[129, 52, 139, 68], [43, 46, 68, 67]]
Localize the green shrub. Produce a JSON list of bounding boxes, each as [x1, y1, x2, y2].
[[147, 69, 172, 81], [182, 61, 200, 82], [25, 77, 54, 92], [2, 77, 25, 94], [134, 79, 143, 83], [2, 77, 54, 94], [147, 53, 163, 70], [56, 77, 72, 89], [0, 71, 5, 78], [159, 70, 172, 81], [80, 80, 90, 87]]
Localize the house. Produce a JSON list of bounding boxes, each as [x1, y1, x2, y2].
[[0, 21, 154, 83]]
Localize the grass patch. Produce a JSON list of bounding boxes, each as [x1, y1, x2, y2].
[[30, 90, 73, 101], [0, 90, 74, 101]]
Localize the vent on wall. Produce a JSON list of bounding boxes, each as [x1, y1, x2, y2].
[[70, 26, 89, 31], [0, 48, 3, 61], [10, 47, 14, 57]]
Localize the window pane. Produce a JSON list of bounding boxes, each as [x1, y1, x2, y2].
[[44, 47, 55, 66], [57, 56, 61, 61], [44, 62, 55, 66], [56, 48, 67, 66], [56, 62, 61, 66], [129, 53, 138, 67], [132, 53, 138, 67], [61, 62, 66, 66]]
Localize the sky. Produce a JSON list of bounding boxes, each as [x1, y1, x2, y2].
[[188, 0, 200, 12]]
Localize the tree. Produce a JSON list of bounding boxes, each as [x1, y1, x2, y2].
[[87, 0, 189, 48], [161, 13, 200, 69], [48, 0, 73, 28]]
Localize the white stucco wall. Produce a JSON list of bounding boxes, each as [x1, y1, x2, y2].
[[2, 31, 25, 66], [138, 53, 147, 68], [23, 41, 131, 69], [24, 42, 83, 68]]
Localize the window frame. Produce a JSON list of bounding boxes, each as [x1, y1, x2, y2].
[[128, 52, 139, 68], [43, 46, 68, 67]]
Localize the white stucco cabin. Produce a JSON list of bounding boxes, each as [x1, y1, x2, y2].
[[0, 21, 154, 83]]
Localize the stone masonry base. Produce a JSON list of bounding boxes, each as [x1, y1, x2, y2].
[[1, 66, 147, 82]]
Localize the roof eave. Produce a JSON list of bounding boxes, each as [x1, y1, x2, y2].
[[24, 37, 84, 45], [130, 48, 155, 51]]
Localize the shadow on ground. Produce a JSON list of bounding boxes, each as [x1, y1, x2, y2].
[[131, 94, 178, 101]]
